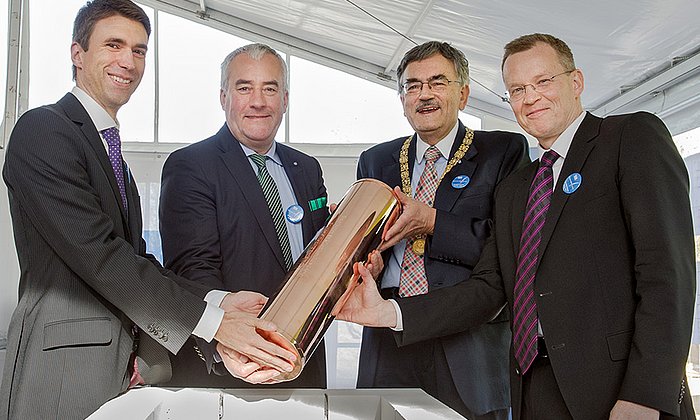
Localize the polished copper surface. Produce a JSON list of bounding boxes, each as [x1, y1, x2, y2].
[[257, 178, 398, 381]]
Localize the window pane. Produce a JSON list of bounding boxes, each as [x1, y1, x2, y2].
[[675, 126, 700, 407], [157, 12, 258, 143], [27, 1, 154, 142], [117, 4, 155, 143], [28, 0, 83, 109], [289, 56, 412, 143]]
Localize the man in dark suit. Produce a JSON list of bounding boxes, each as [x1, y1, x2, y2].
[[159, 43, 329, 388], [0, 3, 292, 419], [340, 34, 696, 419], [355, 41, 529, 419]]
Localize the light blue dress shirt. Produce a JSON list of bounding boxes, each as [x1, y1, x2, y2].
[[239, 141, 305, 262]]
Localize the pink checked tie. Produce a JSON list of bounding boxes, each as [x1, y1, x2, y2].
[[398, 145, 442, 297], [512, 150, 559, 373], [101, 127, 127, 210]]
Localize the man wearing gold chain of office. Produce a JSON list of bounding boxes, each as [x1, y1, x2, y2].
[[355, 41, 530, 420]]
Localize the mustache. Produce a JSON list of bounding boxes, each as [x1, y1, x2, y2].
[[416, 100, 440, 112]]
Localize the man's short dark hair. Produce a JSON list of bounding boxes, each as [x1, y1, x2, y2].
[[72, 0, 151, 80], [396, 41, 469, 93], [502, 33, 575, 71]]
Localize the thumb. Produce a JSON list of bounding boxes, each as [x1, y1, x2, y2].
[[357, 262, 373, 282], [253, 318, 278, 332], [393, 186, 409, 204]]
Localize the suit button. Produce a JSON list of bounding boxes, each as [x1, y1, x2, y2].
[[515, 367, 521, 375]]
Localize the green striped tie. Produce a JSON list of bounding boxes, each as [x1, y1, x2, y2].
[[250, 154, 293, 269]]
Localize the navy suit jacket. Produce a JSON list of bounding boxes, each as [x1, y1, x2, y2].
[[398, 112, 696, 419], [159, 124, 329, 387], [356, 121, 529, 414]]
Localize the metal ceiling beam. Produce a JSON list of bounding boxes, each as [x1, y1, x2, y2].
[[593, 50, 700, 117], [138, 0, 389, 80], [2, 0, 28, 148], [383, 0, 436, 74], [464, 96, 515, 122], [137, 0, 517, 124]]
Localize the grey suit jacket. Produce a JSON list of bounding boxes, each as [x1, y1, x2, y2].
[[0, 93, 206, 420]]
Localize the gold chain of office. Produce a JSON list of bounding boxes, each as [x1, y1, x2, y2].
[[399, 128, 474, 255]]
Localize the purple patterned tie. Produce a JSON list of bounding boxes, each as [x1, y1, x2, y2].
[[513, 150, 559, 374], [101, 127, 127, 210]]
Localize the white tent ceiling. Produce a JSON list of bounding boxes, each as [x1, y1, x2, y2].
[[139, 0, 700, 135]]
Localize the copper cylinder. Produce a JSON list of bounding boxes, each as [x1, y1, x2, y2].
[[256, 178, 398, 381]]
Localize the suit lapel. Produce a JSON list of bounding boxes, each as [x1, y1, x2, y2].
[[538, 113, 600, 262], [58, 94, 132, 238], [217, 126, 287, 269], [382, 137, 410, 191], [435, 122, 478, 211], [124, 164, 140, 247]]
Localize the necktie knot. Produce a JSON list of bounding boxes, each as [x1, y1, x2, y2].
[[424, 146, 442, 164], [101, 127, 121, 147], [540, 150, 559, 168], [250, 153, 268, 169]]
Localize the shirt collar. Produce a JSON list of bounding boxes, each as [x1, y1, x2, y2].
[[70, 86, 118, 132], [239, 140, 282, 167], [538, 111, 586, 161], [415, 121, 459, 163]]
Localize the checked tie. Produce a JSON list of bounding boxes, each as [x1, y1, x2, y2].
[[101, 127, 127, 210], [250, 154, 293, 270], [513, 150, 559, 374], [398, 145, 442, 297]]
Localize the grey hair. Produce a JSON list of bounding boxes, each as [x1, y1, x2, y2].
[[220, 43, 288, 91], [396, 41, 470, 93]]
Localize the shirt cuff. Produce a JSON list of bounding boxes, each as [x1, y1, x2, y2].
[[388, 299, 404, 331], [191, 302, 224, 342], [205, 289, 229, 307]]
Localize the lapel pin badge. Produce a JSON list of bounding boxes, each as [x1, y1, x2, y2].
[[451, 175, 470, 189], [563, 172, 582, 194], [286, 204, 304, 223]]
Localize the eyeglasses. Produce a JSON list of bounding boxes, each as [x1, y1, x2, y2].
[[505, 70, 575, 103], [401, 77, 461, 95]]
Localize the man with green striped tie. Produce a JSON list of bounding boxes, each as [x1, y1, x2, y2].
[[159, 43, 330, 388]]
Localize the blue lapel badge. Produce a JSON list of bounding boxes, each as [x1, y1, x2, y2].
[[451, 175, 470, 189], [286, 204, 304, 224], [563, 172, 582, 194]]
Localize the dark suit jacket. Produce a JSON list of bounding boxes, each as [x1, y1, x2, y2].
[[0, 93, 206, 420], [356, 121, 529, 414], [159, 124, 329, 388], [398, 112, 696, 419]]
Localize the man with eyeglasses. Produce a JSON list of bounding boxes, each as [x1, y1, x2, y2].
[[354, 41, 529, 420], [340, 33, 695, 419]]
